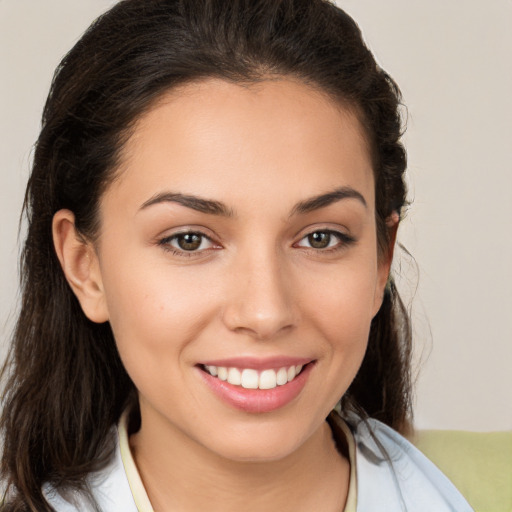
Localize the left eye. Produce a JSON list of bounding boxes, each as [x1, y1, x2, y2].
[[296, 230, 343, 250], [163, 232, 214, 252]]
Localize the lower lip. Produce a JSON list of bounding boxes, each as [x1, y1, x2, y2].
[[198, 363, 313, 414]]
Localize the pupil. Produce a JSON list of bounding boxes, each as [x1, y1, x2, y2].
[[178, 233, 201, 251], [309, 232, 330, 249]]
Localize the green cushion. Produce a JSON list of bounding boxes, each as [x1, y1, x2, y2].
[[414, 430, 512, 512]]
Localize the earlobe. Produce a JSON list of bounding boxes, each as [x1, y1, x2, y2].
[[52, 210, 109, 323]]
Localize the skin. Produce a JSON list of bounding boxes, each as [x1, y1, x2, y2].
[[53, 78, 394, 511]]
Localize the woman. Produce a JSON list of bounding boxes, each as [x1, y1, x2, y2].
[[0, 0, 473, 510]]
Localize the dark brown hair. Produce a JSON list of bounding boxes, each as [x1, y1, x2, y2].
[[1, 0, 410, 509]]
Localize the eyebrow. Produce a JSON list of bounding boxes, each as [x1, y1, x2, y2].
[[139, 192, 234, 217], [139, 186, 367, 217], [290, 186, 367, 216]]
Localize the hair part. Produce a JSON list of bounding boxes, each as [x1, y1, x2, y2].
[[1, 0, 410, 509]]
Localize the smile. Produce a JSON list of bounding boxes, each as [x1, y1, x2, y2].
[[203, 364, 304, 390], [198, 357, 314, 413]]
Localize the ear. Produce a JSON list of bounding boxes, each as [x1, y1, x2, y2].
[[373, 211, 400, 315], [52, 209, 109, 323]]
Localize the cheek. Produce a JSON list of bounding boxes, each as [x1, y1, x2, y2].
[[301, 260, 379, 338], [297, 255, 379, 389], [98, 254, 218, 383], [316, 285, 374, 373]]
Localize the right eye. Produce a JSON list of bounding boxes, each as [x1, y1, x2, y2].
[[158, 231, 217, 255]]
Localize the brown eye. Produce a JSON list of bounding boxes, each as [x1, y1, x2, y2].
[[176, 233, 203, 251], [159, 231, 218, 256], [295, 229, 355, 252], [307, 231, 332, 249]]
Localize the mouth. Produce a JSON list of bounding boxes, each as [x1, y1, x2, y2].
[[197, 360, 314, 413], [200, 363, 305, 390]]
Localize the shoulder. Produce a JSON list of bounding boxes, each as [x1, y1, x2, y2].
[[347, 416, 474, 512], [43, 429, 138, 512]]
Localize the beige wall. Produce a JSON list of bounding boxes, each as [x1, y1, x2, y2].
[[1, 0, 510, 431]]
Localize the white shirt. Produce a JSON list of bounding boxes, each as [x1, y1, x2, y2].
[[43, 412, 473, 511]]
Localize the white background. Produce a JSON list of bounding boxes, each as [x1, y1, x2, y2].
[[1, 1, 511, 431]]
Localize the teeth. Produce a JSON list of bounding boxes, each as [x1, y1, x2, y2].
[[241, 369, 259, 389], [227, 367, 241, 386], [276, 367, 288, 385], [205, 364, 304, 390], [259, 369, 277, 389], [206, 365, 218, 377], [217, 366, 228, 381]]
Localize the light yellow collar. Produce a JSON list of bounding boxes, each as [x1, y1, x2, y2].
[[337, 416, 358, 512], [118, 410, 155, 512], [118, 410, 357, 512]]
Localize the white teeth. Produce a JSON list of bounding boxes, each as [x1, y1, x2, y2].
[[241, 369, 259, 389], [217, 366, 228, 381], [227, 367, 241, 386], [205, 364, 305, 389], [259, 369, 277, 389], [276, 367, 288, 385]]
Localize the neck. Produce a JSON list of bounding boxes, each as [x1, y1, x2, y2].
[[129, 408, 350, 512]]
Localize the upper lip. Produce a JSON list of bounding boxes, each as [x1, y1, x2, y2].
[[198, 356, 314, 370]]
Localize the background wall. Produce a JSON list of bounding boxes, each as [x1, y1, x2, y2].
[[1, 0, 510, 431]]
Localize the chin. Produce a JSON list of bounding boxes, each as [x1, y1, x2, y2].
[[198, 416, 318, 464]]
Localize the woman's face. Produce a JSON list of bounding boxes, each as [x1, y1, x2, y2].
[[93, 78, 389, 461]]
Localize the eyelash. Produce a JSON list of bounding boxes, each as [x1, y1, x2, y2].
[[294, 229, 356, 253], [158, 231, 218, 257], [157, 229, 355, 257]]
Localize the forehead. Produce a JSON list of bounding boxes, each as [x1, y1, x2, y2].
[[105, 78, 375, 216]]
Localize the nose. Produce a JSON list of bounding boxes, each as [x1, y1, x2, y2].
[[221, 248, 299, 340]]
